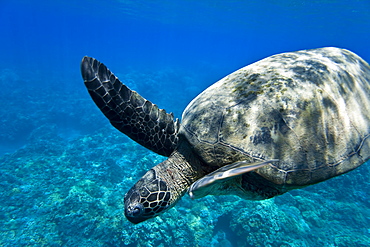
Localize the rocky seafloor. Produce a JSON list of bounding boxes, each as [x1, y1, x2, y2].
[[0, 67, 369, 246]]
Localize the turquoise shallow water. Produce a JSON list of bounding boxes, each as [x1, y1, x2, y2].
[[0, 1, 370, 246]]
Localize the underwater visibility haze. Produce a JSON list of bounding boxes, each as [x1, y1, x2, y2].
[[1, 0, 370, 246]]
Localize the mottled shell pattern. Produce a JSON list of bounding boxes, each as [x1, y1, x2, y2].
[[180, 47, 370, 187]]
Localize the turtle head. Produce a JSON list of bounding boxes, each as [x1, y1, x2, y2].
[[124, 169, 172, 224]]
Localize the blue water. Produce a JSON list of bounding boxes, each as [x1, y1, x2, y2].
[[0, 1, 369, 246]]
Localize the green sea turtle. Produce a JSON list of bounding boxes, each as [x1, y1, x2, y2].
[[81, 47, 370, 224]]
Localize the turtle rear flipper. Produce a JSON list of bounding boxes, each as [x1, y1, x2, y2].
[[81, 56, 179, 157]]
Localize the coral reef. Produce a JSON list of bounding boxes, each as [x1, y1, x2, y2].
[[0, 124, 369, 246]]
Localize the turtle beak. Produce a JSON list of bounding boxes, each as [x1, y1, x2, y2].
[[124, 190, 147, 224]]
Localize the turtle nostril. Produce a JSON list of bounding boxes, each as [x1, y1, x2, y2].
[[132, 205, 143, 216]]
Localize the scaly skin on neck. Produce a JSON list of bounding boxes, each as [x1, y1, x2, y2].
[[124, 138, 206, 224], [154, 140, 205, 204]]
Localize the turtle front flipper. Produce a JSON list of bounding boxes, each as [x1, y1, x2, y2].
[[188, 159, 278, 199], [81, 56, 179, 157]]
